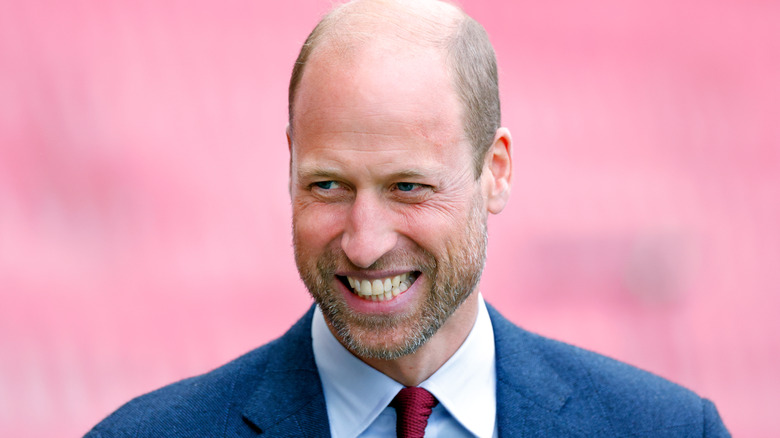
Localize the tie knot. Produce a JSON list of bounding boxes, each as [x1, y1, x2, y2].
[[391, 387, 438, 438]]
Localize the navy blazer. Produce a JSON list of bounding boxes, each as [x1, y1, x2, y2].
[[86, 304, 730, 437]]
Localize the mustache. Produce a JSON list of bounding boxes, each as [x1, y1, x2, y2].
[[315, 246, 438, 274]]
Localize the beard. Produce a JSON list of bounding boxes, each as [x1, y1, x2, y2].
[[293, 197, 488, 361]]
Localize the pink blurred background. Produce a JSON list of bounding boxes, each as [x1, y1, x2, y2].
[[1, 0, 778, 436]]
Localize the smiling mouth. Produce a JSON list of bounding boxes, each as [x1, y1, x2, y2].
[[337, 272, 419, 301]]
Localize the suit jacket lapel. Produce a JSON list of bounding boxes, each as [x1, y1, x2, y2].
[[489, 304, 586, 437], [240, 304, 587, 437], [241, 307, 331, 437]]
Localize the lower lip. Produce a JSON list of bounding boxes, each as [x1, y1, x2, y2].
[[337, 277, 420, 315]]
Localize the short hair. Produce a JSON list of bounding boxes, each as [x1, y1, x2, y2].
[[288, 0, 500, 176]]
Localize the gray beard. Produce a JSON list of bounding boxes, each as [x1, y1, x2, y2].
[[294, 208, 488, 360]]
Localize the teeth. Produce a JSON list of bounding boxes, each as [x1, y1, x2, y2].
[[346, 273, 416, 299], [372, 280, 383, 295]]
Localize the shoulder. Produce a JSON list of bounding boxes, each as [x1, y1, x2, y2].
[[488, 304, 730, 437], [85, 308, 317, 438]]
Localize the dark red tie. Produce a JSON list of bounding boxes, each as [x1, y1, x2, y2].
[[391, 387, 439, 438]]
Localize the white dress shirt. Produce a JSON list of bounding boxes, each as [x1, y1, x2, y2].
[[312, 293, 497, 438]]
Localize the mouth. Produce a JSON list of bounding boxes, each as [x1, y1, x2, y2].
[[337, 272, 420, 302]]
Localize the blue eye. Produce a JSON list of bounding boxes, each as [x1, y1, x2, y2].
[[396, 182, 417, 192], [314, 181, 339, 190]]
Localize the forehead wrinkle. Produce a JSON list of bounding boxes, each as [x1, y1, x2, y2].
[[295, 106, 465, 156], [295, 102, 452, 137], [295, 152, 453, 181]]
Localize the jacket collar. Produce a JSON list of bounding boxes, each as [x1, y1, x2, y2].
[[487, 304, 577, 434], [241, 304, 576, 437], [241, 306, 330, 437]]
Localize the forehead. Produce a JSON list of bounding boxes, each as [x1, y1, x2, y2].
[[291, 40, 467, 157]]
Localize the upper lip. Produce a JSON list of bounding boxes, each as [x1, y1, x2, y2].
[[336, 270, 417, 280]]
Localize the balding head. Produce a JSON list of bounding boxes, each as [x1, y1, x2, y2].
[[288, 0, 500, 176]]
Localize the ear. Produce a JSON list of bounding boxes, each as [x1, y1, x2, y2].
[[482, 127, 513, 214]]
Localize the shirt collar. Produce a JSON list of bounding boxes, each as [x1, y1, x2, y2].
[[312, 293, 496, 438]]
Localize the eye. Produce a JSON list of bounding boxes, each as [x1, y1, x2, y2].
[[308, 180, 350, 202], [313, 181, 341, 190], [395, 182, 420, 192], [391, 182, 433, 203]]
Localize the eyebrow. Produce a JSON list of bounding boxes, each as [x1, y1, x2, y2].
[[386, 170, 427, 180], [296, 166, 341, 180]]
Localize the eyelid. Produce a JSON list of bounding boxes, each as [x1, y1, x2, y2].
[[394, 182, 415, 191], [391, 182, 434, 203], [314, 180, 339, 189], [308, 180, 353, 203], [395, 182, 431, 190]]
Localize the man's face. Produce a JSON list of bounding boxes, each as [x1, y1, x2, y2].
[[289, 44, 491, 360]]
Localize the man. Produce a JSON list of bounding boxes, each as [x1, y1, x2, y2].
[[86, 0, 730, 437]]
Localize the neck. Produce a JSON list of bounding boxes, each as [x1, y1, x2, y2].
[[360, 292, 480, 387]]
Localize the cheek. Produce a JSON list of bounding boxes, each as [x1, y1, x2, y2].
[[292, 202, 347, 252]]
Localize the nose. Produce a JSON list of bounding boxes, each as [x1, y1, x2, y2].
[[341, 192, 398, 269]]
